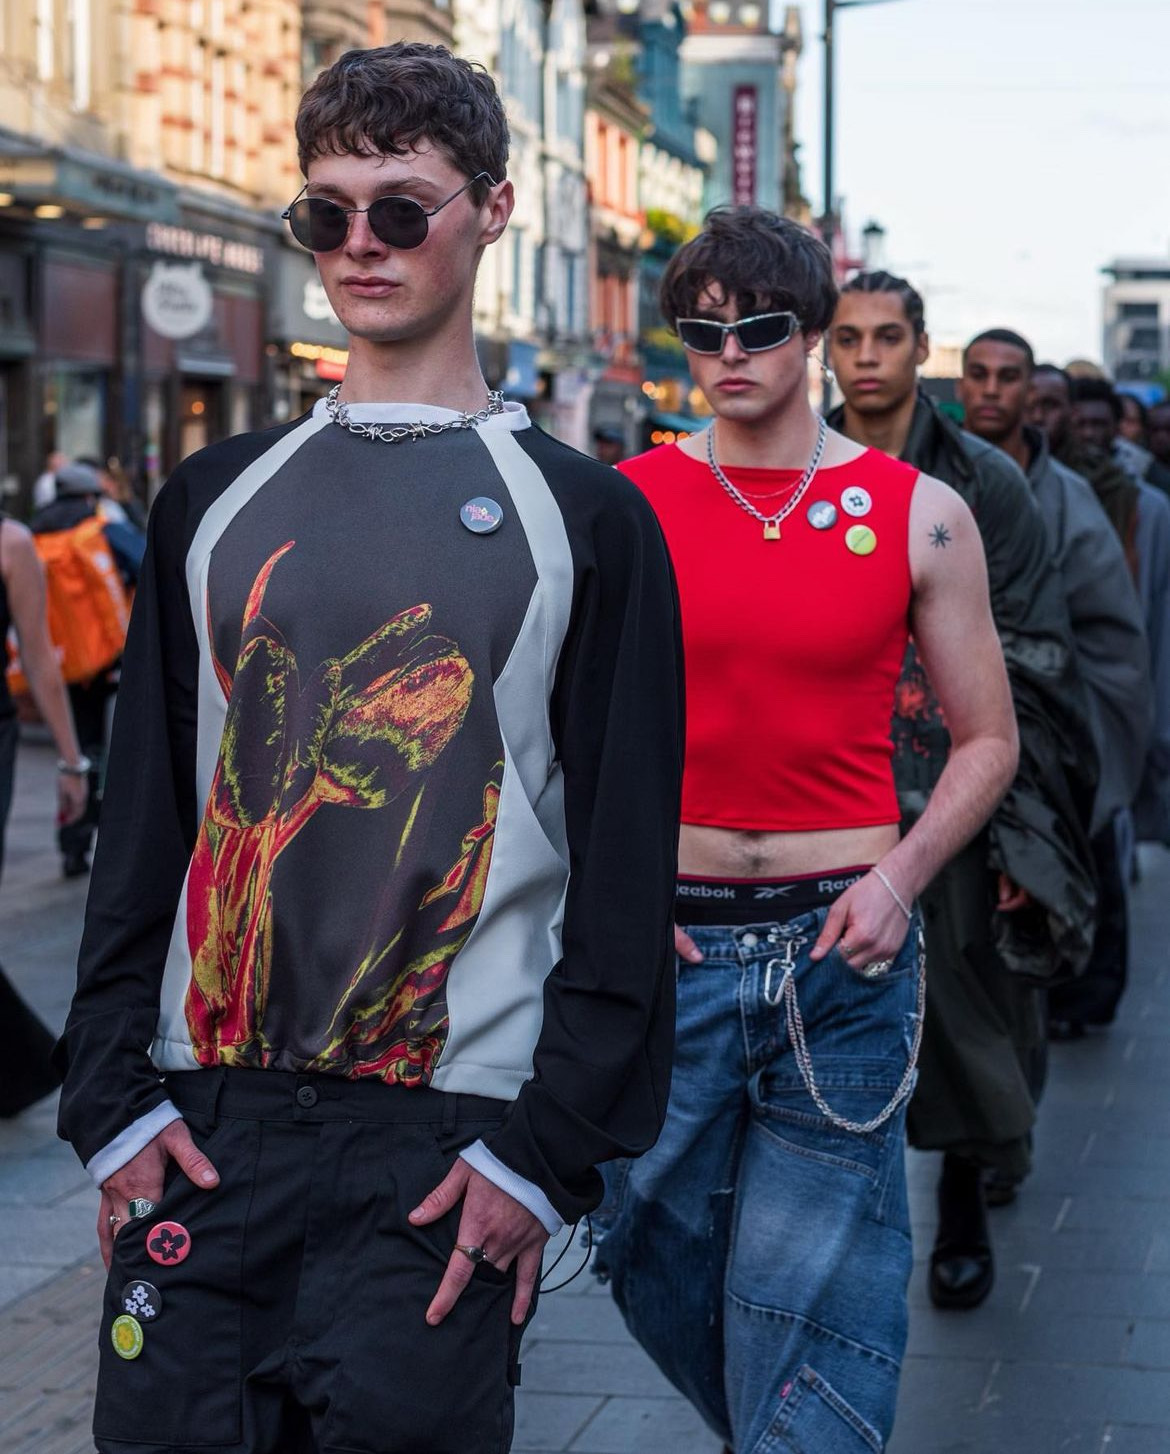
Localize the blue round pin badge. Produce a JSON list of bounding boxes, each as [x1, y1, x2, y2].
[[460, 497, 504, 535]]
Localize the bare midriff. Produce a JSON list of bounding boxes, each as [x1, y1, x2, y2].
[[679, 822, 901, 880]]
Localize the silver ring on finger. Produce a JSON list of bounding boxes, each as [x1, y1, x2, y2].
[[455, 1243, 489, 1265], [859, 958, 893, 979], [108, 1213, 122, 1230], [839, 943, 856, 958], [127, 1198, 156, 1221]]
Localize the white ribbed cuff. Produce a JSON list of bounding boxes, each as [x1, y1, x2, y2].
[[85, 1100, 184, 1187], [459, 1140, 563, 1236]]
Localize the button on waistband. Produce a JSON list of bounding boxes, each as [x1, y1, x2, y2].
[[295, 1084, 319, 1108]]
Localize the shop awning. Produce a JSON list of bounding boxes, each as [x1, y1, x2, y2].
[[0, 133, 180, 224]]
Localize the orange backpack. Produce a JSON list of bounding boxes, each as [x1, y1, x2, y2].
[[7, 516, 131, 691]]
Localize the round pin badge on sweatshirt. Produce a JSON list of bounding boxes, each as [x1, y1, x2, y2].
[[460, 498, 504, 534]]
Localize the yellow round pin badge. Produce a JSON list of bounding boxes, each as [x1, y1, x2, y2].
[[111, 1314, 144, 1360], [845, 524, 877, 556]]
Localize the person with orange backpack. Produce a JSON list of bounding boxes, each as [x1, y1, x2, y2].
[[29, 461, 144, 877], [0, 509, 88, 1115]]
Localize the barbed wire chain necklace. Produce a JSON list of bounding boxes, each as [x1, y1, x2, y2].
[[706, 413, 827, 540], [325, 384, 506, 443]]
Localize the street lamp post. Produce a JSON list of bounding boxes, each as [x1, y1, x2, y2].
[[821, 0, 905, 263]]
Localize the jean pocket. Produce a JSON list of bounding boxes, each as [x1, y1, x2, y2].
[[93, 1117, 251, 1447], [764, 1364, 883, 1453], [749, 1062, 900, 1180]]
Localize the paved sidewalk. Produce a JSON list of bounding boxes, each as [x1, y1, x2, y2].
[[4, 737, 1170, 1452]]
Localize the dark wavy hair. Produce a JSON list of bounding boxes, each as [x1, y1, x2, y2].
[[659, 207, 837, 335], [296, 44, 508, 205]]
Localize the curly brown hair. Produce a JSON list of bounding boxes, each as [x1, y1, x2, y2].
[[296, 44, 509, 205], [659, 207, 837, 336]]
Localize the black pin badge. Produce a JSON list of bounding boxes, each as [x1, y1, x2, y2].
[[460, 497, 504, 535]]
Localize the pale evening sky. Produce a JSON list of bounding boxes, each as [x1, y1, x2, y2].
[[789, 0, 1170, 364]]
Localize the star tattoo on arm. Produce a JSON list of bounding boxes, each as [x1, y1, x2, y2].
[[929, 523, 952, 549]]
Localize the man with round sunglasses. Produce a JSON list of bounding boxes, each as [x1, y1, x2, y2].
[[55, 43, 683, 1454], [283, 170, 495, 252], [594, 207, 1018, 1453]]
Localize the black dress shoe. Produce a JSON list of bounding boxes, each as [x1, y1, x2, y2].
[[930, 1152, 994, 1311], [62, 852, 91, 879]]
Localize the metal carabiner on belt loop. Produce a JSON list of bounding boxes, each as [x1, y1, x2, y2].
[[763, 936, 806, 1006]]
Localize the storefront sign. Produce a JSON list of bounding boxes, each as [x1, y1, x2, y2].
[[302, 279, 339, 325], [142, 261, 214, 341], [0, 151, 179, 223], [290, 341, 348, 382], [732, 87, 758, 207], [146, 222, 264, 276], [273, 246, 349, 347]]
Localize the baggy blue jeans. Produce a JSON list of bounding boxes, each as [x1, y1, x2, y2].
[[594, 909, 922, 1453]]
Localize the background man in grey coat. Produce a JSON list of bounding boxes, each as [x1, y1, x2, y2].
[[960, 332, 1154, 1069], [957, 330, 1151, 835], [829, 275, 1098, 1314]]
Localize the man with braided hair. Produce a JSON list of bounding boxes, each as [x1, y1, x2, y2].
[[829, 273, 1097, 1311]]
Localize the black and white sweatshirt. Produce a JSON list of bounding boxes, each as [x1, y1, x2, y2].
[[55, 399, 684, 1230]]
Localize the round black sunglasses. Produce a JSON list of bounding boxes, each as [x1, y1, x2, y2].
[[282, 172, 496, 253], [676, 312, 801, 355]]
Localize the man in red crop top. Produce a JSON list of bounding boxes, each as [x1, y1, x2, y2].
[[829, 275, 1099, 1317], [592, 208, 1019, 1454]]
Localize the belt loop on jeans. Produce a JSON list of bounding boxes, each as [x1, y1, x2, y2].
[[441, 1094, 458, 1135]]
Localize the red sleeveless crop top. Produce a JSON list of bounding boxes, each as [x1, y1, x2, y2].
[[620, 443, 918, 832]]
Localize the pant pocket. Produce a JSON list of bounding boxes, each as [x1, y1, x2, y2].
[[762, 1364, 883, 1453], [93, 1117, 249, 1447], [322, 1120, 522, 1454]]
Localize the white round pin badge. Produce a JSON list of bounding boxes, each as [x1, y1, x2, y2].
[[807, 501, 838, 531], [840, 486, 872, 518]]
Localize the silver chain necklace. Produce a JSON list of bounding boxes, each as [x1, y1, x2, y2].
[[324, 384, 505, 443], [705, 413, 827, 540]]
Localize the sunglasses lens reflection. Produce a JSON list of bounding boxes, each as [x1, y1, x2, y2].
[[289, 199, 347, 251], [737, 314, 794, 350], [678, 321, 726, 354], [286, 196, 431, 252], [369, 196, 429, 249]]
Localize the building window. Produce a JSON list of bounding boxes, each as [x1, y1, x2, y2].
[[1127, 326, 1162, 353], [1118, 301, 1159, 320], [191, 42, 206, 172], [45, 370, 106, 462], [68, 0, 91, 109], [565, 253, 578, 335], [36, 0, 54, 80], [210, 51, 225, 177], [512, 232, 525, 316]]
